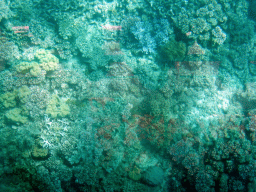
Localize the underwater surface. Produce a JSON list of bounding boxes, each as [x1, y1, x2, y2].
[[0, 0, 256, 191]]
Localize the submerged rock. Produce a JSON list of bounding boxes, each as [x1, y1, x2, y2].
[[142, 166, 164, 186]]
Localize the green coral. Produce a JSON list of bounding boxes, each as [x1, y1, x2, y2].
[[5, 108, 28, 124], [46, 94, 70, 118], [159, 39, 187, 63]]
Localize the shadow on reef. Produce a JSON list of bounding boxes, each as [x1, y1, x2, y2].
[[248, 0, 256, 21]]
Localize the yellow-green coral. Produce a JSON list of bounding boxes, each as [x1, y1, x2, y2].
[[46, 94, 70, 118], [35, 49, 59, 71], [16, 61, 41, 77], [30, 64, 42, 76], [0, 86, 30, 107], [5, 108, 28, 124], [31, 145, 49, 160], [0, 91, 16, 108], [16, 61, 34, 73], [15, 48, 59, 76], [17, 86, 31, 103], [40, 61, 58, 71]]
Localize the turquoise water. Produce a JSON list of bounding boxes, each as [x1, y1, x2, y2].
[[0, 0, 256, 191]]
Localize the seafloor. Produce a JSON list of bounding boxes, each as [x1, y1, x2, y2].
[[0, 0, 256, 191]]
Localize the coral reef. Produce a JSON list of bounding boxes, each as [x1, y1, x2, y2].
[[0, 0, 256, 191]]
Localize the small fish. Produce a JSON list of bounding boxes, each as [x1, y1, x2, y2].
[[12, 26, 29, 30], [102, 24, 122, 31]]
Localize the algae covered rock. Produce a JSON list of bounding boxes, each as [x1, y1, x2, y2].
[[142, 166, 164, 186]]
